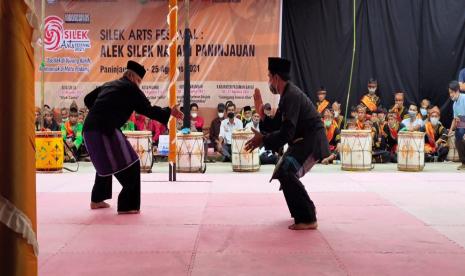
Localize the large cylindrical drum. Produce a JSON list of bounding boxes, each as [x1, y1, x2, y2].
[[36, 131, 64, 172], [340, 130, 372, 171], [123, 131, 153, 173], [447, 131, 460, 162], [231, 130, 260, 172], [176, 132, 205, 173], [397, 131, 425, 172]]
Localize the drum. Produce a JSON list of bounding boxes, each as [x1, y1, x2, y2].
[[176, 132, 205, 173], [397, 131, 425, 171], [35, 131, 64, 172], [340, 130, 372, 171], [231, 130, 260, 172], [447, 131, 460, 162], [123, 131, 153, 173]]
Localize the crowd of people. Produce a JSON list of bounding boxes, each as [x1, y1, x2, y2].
[[35, 78, 465, 169], [316, 79, 465, 168]]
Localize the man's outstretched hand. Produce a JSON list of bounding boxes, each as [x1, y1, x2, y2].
[[245, 127, 263, 152], [171, 104, 184, 120]]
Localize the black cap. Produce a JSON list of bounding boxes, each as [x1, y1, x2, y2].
[[127, 60, 146, 79], [243, 105, 252, 112], [263, 103, 272, 110], [217, 103, 225, 112], [317, 86, 327, 94], [268, 57, 291, 74]]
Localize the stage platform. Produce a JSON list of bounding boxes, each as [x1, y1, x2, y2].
[[37, 162, 465, 275]]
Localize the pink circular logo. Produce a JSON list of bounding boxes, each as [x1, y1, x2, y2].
[[44, 16, 64, 51]]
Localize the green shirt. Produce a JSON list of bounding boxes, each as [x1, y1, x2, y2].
[[61, 122, 84, 149]]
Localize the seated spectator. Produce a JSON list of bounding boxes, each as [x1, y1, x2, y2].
[[42, 108, 60, 131], [241, 105, 253, 126], [360, 78, 380, 114], [386, 112, 400, 162], [121, 119, 135, 131], [355, 105, 367, 130], [346, 118, 357, 130], [372, 110, 391, 163], [209, 103, 226, 153], [151, 120, 167, 145], [259, 103, 281, 135], [420, 98, 431, 121], [218, 103, 243, 162], [332, 101, 344, 128], [322, 108, 340, 163], [400, 103, 423, 131], [389, 91, 408, 121], [190, 103, 204, 132], [60, 107, 69, 124], [421, 106, 449, 162], [245, 111, 260, 131], [316, 86, 330, 114], [363, 119, 374, 131], [61, 107, 84, 162], [350, 106, 357, 119], [35, 107, 41, 131]]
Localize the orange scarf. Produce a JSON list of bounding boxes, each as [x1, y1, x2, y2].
[[389, 126, 398, 153], [356, 120, 364, 130], [361, 95, 377, 112], [378, 122, 386, 137], [317, 99, 329, 114], [424, 122, 436, 153], [64, 121, 74, 138], [325, 122, 337, 151]]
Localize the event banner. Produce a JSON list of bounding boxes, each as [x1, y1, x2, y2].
[[34, 0, 281, 118]]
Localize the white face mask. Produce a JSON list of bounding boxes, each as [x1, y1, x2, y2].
[[408, 110, 417, 118], [368, 88, 376, 94], [420, 108, 427, 116], [334, 111, 340, 117], [430, 117, 439, 125], [191, 112, 198, 119], [218, 112, 224, 118]]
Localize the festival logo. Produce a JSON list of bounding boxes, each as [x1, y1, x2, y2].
[[43, 16, 91, 52]]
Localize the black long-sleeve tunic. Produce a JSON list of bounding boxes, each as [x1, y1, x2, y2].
[[83, 77, 171, 132], [263, 82, 330, 178]]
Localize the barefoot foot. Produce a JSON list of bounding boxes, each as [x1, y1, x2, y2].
[[288, 222, 318, 230], [90, 201, 110, 210]]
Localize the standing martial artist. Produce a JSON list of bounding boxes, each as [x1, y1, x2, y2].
[[246, 57, 330, 230], [83, 60, 183, 214]]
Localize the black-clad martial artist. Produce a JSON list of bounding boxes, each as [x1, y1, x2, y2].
[[83, 60, 183, 214], [246, 57, 330, 230]]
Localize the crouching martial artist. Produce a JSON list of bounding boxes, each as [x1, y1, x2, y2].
[[83, 60, 183, 214], [246, 57, 330, 230]]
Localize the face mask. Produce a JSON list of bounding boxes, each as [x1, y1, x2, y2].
[[324, 120, 332, 127], [269, 81, 278, 95], [420, 108, 427, 116], [430, 117, 439, 125], [408, 111, 417, 118], [334, 111, 340, 117], [218, 112, 224, 118], [191, 112, 198, 118], [228, 112, 235, 119], [368, 88, 376, 94]]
